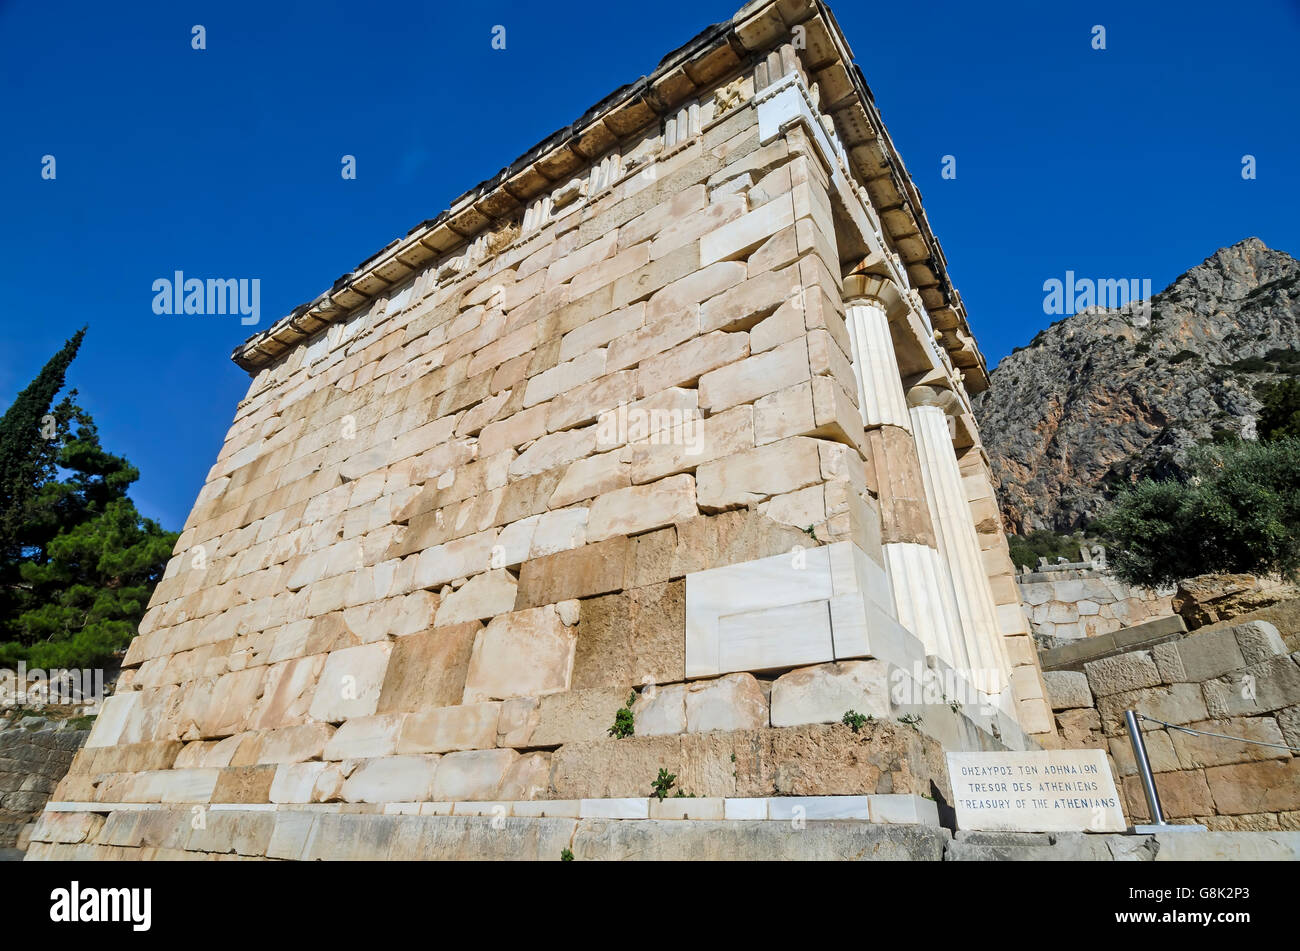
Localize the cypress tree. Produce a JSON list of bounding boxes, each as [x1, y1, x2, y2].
[[0, 328, 85, 557], [0, 330, 176, 668]]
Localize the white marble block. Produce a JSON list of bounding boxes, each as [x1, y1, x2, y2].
[[685, 541, 905, 678]]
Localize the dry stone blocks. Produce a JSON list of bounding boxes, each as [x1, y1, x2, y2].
[[1084, 651, 1162, 698], [1047, 613, 1300, 829], [633, 684, 689, 736], [686, 674, 769, 732], [376, 623, 477, 713], [462, 606, 576, 702], [1042, 670, 1092, 711], [430, 749, 518, 802], [34, 1, 1058, 861], [586, 475, 697, 543], [309, 642, 393, 723], [770, 660, 890, 726], [342, 755, 441, 803], [399, 703, 500, 754]]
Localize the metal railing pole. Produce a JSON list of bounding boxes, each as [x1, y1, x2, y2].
[[1125, 709, 1167, 827]]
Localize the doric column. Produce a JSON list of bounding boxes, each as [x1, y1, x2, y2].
[[844, 297, 910, 430], [841, 277, 966, 671], [908, 389, 1011, 697]]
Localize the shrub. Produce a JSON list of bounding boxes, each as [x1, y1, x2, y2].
[[1006, 530, 1086, 569], [1228, 355, 1272, 373], [1094, 438, 1300, 586], [650, 768, 677, 801], [841, 710, 870, 733], [1258, 379, 1300, 441], [608, 706, 634, 739], [607, 691, 636, 738]]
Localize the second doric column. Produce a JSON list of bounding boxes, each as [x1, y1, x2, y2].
[[908, 392, 1011, 697], [842, 284, 966, 671]]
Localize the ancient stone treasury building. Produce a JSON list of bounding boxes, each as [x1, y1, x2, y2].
[[32, 0, 1057, 859]]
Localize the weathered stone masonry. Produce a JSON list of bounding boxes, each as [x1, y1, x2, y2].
[[31, 0, 1056, 860], [0, 727, 88, 850]]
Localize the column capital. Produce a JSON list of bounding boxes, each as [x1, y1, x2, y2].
[[841, 273, 906, 316], [908, 385, 979, 451], [906, 384, 962, 414]]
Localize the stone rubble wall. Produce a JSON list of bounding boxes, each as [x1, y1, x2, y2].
[[1019, 567, 1174, 647], [0, 727, 89, 849], [1042, 615, 1300, 831]]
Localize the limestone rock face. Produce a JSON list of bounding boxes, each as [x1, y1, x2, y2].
[[1173, 574, 1300, 629], [975, 239, 1300, 532]]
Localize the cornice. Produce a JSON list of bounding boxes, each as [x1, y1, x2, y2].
[[230, 0, 988, 392]]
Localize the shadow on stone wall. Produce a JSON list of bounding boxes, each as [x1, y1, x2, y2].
[[0, 722, 91, 853]]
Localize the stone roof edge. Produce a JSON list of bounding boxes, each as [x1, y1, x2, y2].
[[230, 0, 987, 387]]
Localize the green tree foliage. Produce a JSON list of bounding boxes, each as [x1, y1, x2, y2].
[[1094, 438, 1300, 587], [1257, 378, 1300, 441], [1006, 530, 1087, 570], [0, 334, 176, 669], [0, 328, 84, 556]]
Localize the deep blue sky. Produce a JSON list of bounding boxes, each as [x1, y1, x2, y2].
[[3, 1, 1298, 531]]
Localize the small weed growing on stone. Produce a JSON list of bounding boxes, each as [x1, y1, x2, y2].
[[803, 524, 819, 542], [560, 848, 574, 861], [608, 693, 636, 738], [842, 710, 871, 733], [651, 768, 677, 800]]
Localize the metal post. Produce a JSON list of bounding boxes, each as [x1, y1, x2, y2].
[[1125, 710, 1167, 827]]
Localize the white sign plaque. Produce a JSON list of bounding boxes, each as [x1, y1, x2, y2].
[[946, 749, 1126, 832]]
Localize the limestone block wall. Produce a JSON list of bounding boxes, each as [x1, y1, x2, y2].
[[1019, 567, 1174, 646], [52, 71, 908, 813], [1042, 619, 1300, 830], [0, 726, 88, 848], [32, 1, 1056, 860]]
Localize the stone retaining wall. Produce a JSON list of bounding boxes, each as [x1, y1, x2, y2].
[[1019, 567, 1173, 647], [0, 727, 89, 848], [1042, 617, 1300, 830]]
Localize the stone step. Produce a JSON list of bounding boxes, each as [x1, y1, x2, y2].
[[1040, 615, 1187, 671], [946, 828, 1300, 861], [23, 808, 1300, 860]]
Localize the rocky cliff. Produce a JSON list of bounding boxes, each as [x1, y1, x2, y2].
[[973, 238, 1300, 533]]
